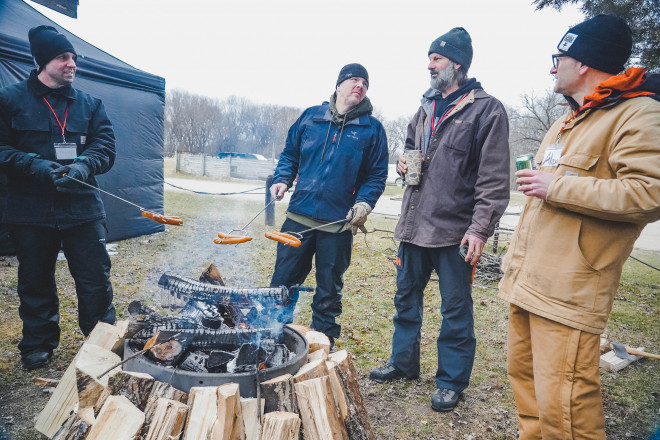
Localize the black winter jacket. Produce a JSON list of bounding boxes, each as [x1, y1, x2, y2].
[[0, 71, 115, 228]]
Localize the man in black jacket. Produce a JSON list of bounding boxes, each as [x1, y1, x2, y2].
[[0, 26, 116, 370], [369, 28, 510, 411]]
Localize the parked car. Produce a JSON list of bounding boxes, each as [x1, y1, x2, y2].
[[217, 152, 268, 161], [387, 163, 405, 187]]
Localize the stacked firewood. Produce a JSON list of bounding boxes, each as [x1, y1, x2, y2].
[[33, 321, 374, 440]]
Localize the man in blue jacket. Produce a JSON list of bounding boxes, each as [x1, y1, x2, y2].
[[0, 26, 116, 370], [270, 63, 389, 349]]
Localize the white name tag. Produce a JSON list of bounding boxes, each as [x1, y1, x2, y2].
[[54, 143, 77, 160], [541, 144, 563, 168]]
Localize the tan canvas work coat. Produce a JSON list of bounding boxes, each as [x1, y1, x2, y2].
[[499, 95, 660, 334]]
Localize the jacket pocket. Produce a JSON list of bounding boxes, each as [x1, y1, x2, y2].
[[441, 120, 475, 153], [558, 152, 599, 175], [522, 205, 601, 311]]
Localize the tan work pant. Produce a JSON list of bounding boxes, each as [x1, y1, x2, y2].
[[507, 304, 605, 439]]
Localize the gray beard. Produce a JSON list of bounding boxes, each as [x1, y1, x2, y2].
[[430, 63, 456, 93]]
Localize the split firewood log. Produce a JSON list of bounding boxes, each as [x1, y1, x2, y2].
[[304, 331, 331, 355], [35, 322, 123, 438], [325, 361, 349, 422], [328, 350, 375, 440], [51, 414, 90, 440], [261, 374, 298, 414], [75, 344, 121, 410], [210, 383, 245, 440], [261, 412, 301, 440], [182, 387, 219, 440], [240, 397, 264, 440], [294, 376, 348, 440], [293, 359, 329, 383], [285, 324, 312, 337], [307, 349, 328, 363], [143, 398, 189, 440], [85, 395, 145, 440]]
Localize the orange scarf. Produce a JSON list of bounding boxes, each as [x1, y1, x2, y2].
[[583, 67, 654, 109]]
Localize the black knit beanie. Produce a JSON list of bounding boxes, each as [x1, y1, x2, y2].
[[336, 63, 369, 88], [28, 25, 77, 72], [557, 14, 632, 75], [428, 27, 473, 70]]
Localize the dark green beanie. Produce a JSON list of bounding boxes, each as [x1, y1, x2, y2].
[[428, 27, 473, 70]]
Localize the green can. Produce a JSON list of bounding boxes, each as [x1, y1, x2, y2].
[[516, 154, 538, 171]]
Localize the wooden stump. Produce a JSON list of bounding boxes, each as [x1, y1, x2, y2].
[[85, 395, 145, 440], [261, 412, 301, 440], [261, 374, 298, 414], [294, 376, 348, 440], [143, 398, 189, 440]]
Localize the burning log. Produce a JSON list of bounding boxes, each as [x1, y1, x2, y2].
[[200, 263, 226, 286], [261, 412, 301, 440]]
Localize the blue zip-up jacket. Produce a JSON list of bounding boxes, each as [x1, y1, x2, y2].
[[273, 101, 388, 222], [0, 71, 115, 229]]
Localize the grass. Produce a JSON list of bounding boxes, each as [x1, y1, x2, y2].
[[0, 173, 658, 439]]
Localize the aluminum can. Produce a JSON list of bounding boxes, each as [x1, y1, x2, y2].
[[516, 154, 538, 171]]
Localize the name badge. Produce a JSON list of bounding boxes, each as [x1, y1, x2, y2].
[[541, 143, 563, 168], [54, 143, 77, 160]]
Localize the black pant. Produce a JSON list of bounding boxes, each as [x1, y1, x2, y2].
[[9, 220, 116, 355], [270, 218, 352, 339]]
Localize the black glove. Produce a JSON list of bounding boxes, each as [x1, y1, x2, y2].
[[51, 158, 92, 193], [28, 158, 60, 185]]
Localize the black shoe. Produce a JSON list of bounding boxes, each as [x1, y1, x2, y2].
[[21, 350, 52, 371], [369, 362, 418, 383], [328, 337, 336, 353], [430, 388, 460, 412]]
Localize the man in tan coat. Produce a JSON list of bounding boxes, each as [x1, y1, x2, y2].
[[499, 14, 660, 439]]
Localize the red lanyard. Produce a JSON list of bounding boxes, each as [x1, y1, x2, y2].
[[42, 96, 69, 143]]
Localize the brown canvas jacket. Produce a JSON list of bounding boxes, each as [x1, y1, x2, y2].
[[394, 88, 510, 247], [499, 96, 660, 333]]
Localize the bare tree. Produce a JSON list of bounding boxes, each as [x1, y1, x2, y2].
[[164, 90, 222, 156], [383, 115, 411, 163]]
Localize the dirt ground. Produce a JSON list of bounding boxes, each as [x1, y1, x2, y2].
[[0, 189, 658, 439]]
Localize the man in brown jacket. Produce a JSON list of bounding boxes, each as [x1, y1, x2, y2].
[[499, 14, 660, 439], [369, 27, 510, 411]]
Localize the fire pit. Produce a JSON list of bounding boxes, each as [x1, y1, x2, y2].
[[121, 272, 310, 397], [122, 326, 307, 397]]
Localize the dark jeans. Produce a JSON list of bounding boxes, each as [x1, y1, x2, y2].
[[390, 242, 475, 392], [270, 218, 352, 339], [9, 220, 116, 355]]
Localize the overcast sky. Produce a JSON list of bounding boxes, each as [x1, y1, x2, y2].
[[28, 0, 584, 120]]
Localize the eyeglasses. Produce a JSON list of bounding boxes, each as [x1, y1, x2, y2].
[[552, 53, 568, 69]]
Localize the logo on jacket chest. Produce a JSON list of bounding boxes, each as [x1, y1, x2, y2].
[[347, 130, 359, 141]]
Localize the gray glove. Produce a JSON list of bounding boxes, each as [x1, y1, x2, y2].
[[346, 202, 372, 235], [28, 157, 60, 185], [51, 157, 92, 193]]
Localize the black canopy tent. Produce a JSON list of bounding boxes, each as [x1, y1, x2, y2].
[[0, 0, 166, 254]]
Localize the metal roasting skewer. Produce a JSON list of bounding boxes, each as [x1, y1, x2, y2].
[[290, 217, 349, 236], [95, 333, 182, 380], [64, 174, 161, 217], [234, 198, 276, 233]]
